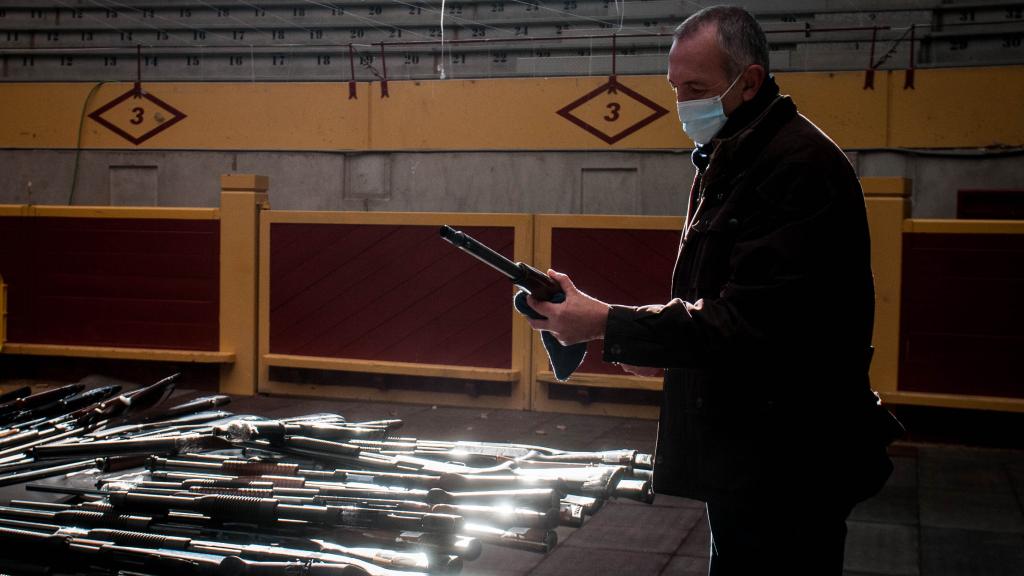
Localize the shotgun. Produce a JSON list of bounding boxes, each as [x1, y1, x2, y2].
[[439, 225, 563, 301], [26, 485, 465, 534]]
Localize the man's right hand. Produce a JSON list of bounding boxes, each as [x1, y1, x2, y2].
[[525, 269, 610, 346], [618, 363, 662, 377]]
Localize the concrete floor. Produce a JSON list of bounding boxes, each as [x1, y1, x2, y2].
[[0, 389, 1021, 576], [220, 394, 1024, 576]]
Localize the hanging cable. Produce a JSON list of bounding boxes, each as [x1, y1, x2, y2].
[[611, 33, 617, 79], [904, 24, 916, 89], [864, 25, 878, 89], [395, 0, 528, 39], [195, 0, 266, 34], [872, 24, 915, 70], [189, 0, 267, 40], [502, 0, 648, 35], [91, 0, 238, 45], [52, 0, 177, 48], [232, 0, 318, 37], [439, 0, 447, 79], [299, 0, 428, 40], [133, 43, 142, 96], [68, 81, 108, 205]]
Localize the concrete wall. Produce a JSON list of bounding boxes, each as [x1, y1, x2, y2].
[[855, 151, 1024, 218], [2, 148, 1021, 218]]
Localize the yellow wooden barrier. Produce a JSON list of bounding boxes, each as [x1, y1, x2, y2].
[[884, 217, 1024, 413], [0, 204, 234, 367], [258, 209, 534, 410], [903, 219, 1024, 234], [0, 205, 218, 219], [3, 174, 1021, 413], [865, 179, 1024, 412], [530, 214, 683, 419]]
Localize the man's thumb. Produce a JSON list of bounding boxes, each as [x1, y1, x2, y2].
[[547, 269, 573, 292]]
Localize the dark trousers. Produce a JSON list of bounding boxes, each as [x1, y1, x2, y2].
[[706, 492, 856, 576]]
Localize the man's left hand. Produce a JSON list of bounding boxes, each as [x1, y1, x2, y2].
[[525, 269, 610, 346]]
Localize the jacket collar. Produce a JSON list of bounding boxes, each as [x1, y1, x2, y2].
[[700, 79, 797, 190], [719, 74, 782, 139], [690, 76, 793, 175]]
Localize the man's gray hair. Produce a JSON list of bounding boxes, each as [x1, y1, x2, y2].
[[674, 5, 770, 77]]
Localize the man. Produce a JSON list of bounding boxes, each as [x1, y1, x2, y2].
[[525, 6, 898, 575]]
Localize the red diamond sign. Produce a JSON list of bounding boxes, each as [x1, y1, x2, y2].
[[88, 86, 187, 145], [557, 76, 669, 145]]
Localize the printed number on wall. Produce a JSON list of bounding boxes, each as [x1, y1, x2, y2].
[[604, 102, 621, 122]]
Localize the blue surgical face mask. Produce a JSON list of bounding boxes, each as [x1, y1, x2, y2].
[[675, 72, 744, 146]]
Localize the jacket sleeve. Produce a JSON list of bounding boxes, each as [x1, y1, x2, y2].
[[603, 159, 866, 369]]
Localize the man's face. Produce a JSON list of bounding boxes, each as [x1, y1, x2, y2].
[[667, 24, 746, 116]]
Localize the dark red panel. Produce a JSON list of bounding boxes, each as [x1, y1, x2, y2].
[[269, 223, 514, 369], [899, 232, 1024, 398], [0, 216, 219, 351], [550, 227, 680, 375], [957, 189, 1024, 220]]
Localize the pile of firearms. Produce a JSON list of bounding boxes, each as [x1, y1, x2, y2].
[[0, 375, 654, 576]]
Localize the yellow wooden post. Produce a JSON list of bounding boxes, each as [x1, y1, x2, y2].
[[862, 177, 912, 397], [219, 174, 269, 395], [512, 216, 535, 411]]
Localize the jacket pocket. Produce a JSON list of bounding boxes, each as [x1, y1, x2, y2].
[[653, 370, 713, 498], [694, 215, 740, 297]]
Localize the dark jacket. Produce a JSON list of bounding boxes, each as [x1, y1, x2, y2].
[[603, 78, 894, 501]]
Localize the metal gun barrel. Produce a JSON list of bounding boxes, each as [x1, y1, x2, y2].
[[439, 225, 521, 280]]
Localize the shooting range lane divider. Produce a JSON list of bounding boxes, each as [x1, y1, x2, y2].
[[0, 373, 655, 575]]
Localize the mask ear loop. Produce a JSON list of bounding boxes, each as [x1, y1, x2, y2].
[[721, 69, 746, 100]]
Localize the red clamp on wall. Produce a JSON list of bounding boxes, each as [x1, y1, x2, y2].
[[380, 42, 389, 98], [348, 45, 358, 100]]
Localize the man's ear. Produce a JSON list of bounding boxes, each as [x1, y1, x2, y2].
[[740, 64, 766, 101]]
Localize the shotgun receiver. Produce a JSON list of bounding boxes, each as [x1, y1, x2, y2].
[[439, 225, 563, 302]]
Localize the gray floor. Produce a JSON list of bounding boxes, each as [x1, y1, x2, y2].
[[1, 388, 1020, 575], [220, 394, 1024, 576]]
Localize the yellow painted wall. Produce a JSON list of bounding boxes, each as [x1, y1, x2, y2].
[[888, 67, 1024, 148], [773, 71, 890, 149], [1, 66, 1021, 151]]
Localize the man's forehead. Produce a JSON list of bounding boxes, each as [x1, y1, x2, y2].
[[672, 22, 719, 51], [669, 24, 727, 79]]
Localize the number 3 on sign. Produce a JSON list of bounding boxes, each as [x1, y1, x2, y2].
[[130, 106, 145, 125], [604, 102, 620, 122]]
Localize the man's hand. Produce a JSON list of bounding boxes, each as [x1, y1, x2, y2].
[[525, 270, 610, 346]]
